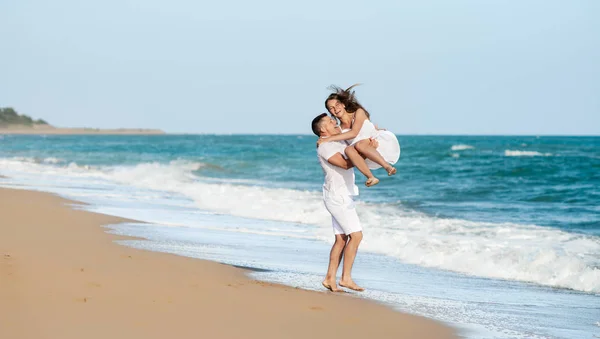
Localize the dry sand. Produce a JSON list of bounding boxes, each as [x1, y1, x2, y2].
[[0, 187, 457, 339]]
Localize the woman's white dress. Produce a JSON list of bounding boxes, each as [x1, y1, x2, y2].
[[343, 119, 401, 170]]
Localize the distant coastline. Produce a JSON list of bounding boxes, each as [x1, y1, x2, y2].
[[0, 107, 165, 135], [0, 125, 165, 135]]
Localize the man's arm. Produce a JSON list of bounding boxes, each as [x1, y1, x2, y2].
[[323, 138, 378, 170], [327, 153, 354, 169]]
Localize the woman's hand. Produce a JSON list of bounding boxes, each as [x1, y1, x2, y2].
[[316, 138, 330, 147]]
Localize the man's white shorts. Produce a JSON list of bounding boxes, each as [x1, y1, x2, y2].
[[323, 194, 362, 235]]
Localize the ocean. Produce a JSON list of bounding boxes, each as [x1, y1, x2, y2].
[[0, 134, 598, 338]]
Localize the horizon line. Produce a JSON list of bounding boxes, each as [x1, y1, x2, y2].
[[161, 132, 600, 137]]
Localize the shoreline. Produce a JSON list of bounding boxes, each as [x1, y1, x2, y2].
[[0, 186, 457, 339]]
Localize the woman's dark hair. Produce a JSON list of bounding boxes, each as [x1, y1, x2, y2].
[[324, 83, 370, 119]]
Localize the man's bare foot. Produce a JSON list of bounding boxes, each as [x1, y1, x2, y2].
[[322, 281, 342, 292], [386, 166, 397, 176], [365, 177, 379, 187], [339, 279, 365, 292]]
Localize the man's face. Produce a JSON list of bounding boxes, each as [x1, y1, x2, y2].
[[321, 116, 340, 136]]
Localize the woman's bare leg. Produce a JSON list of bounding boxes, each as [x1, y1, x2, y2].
[[354, 139, 396, 176], [344, 145, 379, 187]]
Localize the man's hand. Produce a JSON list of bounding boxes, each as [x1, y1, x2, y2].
[[374, 124, 386, 131], [368, 138, 379, 148]]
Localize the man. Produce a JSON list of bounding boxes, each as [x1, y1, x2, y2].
[[311, 113, 375, 292]]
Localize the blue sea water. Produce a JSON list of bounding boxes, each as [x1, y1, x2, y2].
[[0, 134, 599, 338]]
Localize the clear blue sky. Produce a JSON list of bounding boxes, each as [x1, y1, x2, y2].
[[1, 0, 598, 135]]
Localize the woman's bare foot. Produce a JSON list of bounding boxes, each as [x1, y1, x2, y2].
[[365, 177, 379, 187], [322, 280, 342, 292], [339, 279, 365, 292], [385, 166, 397, 176]]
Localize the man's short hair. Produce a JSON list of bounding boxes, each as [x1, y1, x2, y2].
[[311, 113, 328, 136]]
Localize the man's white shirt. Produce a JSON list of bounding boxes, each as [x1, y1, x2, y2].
[[317, 140, 359, 197]]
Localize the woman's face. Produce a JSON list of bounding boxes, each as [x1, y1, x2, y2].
[[326, 99, 346, 119]]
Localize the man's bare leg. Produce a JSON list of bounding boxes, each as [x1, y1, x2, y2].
[[322, 234, 348, 292], [339, 231, 365, 291]]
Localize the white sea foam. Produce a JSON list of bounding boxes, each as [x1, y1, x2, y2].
[[451, 144, 475, 151], [8, 156, 64, 164], [99, 161, 328, 225], [1, 156, 599, 293], [339, 211, 600, 293], [43, 157, 63, 164], [505, 150, 552, 157]]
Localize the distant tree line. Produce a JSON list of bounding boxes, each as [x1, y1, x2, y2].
[[0, 107, 49, 126]]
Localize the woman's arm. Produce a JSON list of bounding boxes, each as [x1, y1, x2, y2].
[[318, 109, 368, 144]]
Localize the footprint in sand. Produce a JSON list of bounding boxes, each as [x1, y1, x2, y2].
[[2, 253, 15, 276]]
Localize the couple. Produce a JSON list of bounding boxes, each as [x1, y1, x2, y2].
[[312, 85, 400, 292]]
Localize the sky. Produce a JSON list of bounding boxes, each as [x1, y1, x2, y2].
[[1, 0, 599, 135]]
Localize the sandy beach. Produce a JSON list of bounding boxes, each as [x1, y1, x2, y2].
[[0, 187, 457, 339]]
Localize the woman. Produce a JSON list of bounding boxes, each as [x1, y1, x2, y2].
[[317, 84, 400, 187]]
